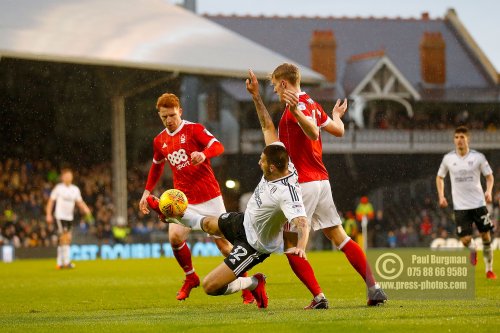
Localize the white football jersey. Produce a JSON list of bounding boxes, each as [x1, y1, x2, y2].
[[50, 183, 83, 221], [437, 150, 493, 210], [243, 161, 307, 253]]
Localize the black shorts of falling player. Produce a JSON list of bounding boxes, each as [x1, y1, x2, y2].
[[218, 212, 270, 276], [454, 206, 494, 238]]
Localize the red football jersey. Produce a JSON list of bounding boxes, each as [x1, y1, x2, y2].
[[278, 92, 330, 183], [152, 120, 221, 204]]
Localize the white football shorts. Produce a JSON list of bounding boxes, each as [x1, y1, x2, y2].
[[285, 180, 341, 232]]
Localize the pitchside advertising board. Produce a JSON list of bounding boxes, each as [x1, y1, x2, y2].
[[68, 242, 222, 260], [1, 241, 222, 262], [2, 237, 499, 263]]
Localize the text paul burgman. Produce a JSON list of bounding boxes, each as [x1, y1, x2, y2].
[[412, 254, 467, 265]]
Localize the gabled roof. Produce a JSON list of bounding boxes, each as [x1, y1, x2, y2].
[[0, 0, 324, 82], [345, 52, 420, 100], [207, 10, 498, 101], [343, 52, 382, 96]]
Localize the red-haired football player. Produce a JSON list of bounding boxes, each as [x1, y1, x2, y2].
[[139, 93, 254, 303]]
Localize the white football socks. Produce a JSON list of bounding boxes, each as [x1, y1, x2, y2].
[[56, 246, 63, 266], [178, 211, 205, 230], [483, 241, 493, 272], [62, 245, 71, 265], [368, 283, 381, 292], [314, 293, 326, 302], [468, 238, 477, 252], [223, 276, 258, 295]]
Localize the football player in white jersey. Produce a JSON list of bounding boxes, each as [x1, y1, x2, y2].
[[436, 126, 496, 279], [46, 168, 93, 269], [164, 126, 310, 309]]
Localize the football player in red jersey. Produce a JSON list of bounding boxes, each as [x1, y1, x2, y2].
[[139, 93, 254, 304], [246, 65, 387, 308]]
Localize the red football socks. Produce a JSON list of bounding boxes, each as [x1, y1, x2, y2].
[[286, 252, 322, 297], [341, 239, 376, 287], [172, 241, 194, 274]]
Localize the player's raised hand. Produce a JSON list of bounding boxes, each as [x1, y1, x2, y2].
[[438, 196, 448, 208], [332, 98, 348, 118], [245, 69, 260, 97], [191, 151, 206, 166]]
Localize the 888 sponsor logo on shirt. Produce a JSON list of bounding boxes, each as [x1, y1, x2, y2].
[[167, 149, 190, 170]]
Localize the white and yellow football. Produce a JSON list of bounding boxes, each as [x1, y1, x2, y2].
[[159, 189, 188, 217]]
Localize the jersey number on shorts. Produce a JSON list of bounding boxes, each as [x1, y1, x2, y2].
[[480, 214, 492, 226], [229, 245, 247, 262]]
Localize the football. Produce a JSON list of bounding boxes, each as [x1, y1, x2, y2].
[[158, 189, 188, 217]]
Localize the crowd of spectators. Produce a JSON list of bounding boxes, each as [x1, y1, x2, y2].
[[369, 107, 499, 131], [1, 158, 499, 250], [0, 158, 172, 249]]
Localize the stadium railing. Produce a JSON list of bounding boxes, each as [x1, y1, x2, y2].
[[240, 129, 500, 154]]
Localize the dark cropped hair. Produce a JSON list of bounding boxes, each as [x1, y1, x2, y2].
[[455, 126, 469, 136], [263, 144, 288, 172]]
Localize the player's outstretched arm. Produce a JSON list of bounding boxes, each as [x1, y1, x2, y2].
[[289, 216, 309, 259], [140, 161, 166, 214], [77, 200, 94, 223], [45, 198, 55, 224], [436, 176, 448, 208], [323, 98, 347, 137], [139, 190, 151, 214], [246, 69, 279, 145], [77, 200, 91, 216], [485, 174, 494, 203]]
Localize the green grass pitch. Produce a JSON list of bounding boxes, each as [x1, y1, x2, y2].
[[1, 251, 499, 332]]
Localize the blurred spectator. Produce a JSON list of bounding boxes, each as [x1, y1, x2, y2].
[[355, 196, 375, 222], [112, 224, 130, 244], [356, 196, 374, 248], [387, 230, 397, 248], [419, 213, 433, 245], [342, 211, 358, 243]]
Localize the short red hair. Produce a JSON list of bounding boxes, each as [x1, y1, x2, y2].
[[156, 93, 180, 110]]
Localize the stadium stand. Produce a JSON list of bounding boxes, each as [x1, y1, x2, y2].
[[1, 157, 498, 249]]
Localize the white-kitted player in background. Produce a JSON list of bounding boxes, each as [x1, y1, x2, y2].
[[437, 126, 496, 279], [46, 168, 93, 269]]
